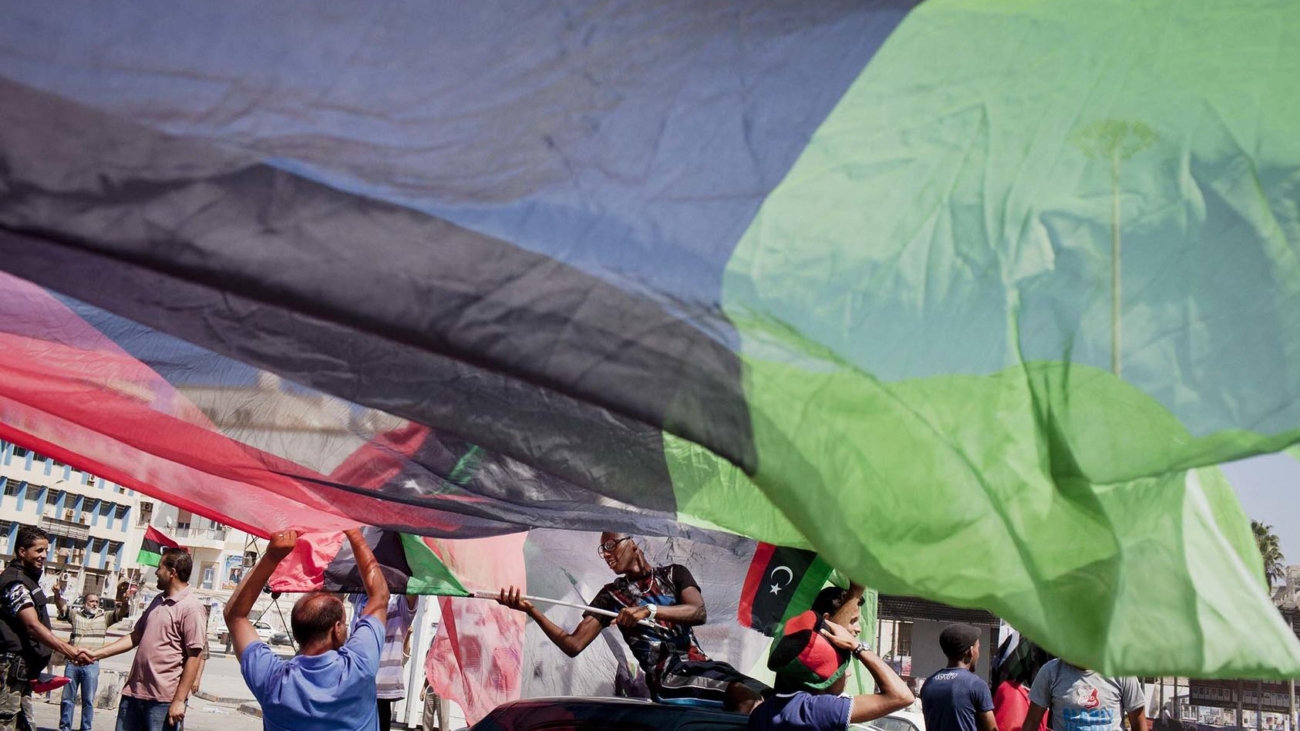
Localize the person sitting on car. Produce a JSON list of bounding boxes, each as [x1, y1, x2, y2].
[[497, 531, 767, 705], [746, 611, 914, 731]]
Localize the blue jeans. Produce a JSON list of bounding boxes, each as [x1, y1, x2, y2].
[[60, 661, 99, 731], [115, 695, 181, 731]]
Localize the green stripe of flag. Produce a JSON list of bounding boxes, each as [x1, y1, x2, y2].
[[400, 533, 471, 596], [664, 0, 1300, 678]]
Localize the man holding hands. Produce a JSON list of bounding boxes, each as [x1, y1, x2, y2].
[[0, 526, 94, 731], [83, 550, 205, 731]]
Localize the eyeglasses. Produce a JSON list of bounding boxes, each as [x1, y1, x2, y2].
[[597, 537, 631, 556]]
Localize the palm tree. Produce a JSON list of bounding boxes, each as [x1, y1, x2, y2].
[[1252, 520, 1286, 587], [1071, 118, 1158, 377]]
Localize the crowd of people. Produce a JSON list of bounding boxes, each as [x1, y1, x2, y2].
[[1, 524, 1148, 731], [495, 532, 1149, 731]]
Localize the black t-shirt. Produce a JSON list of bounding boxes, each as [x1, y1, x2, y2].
[[585, 564, 709, 680]]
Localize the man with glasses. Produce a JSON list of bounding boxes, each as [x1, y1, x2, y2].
[[60, 592, 132, 731], [498, 532, 765, 705]]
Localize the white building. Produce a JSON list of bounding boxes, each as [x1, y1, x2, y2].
[[0, 439, 143, 600]]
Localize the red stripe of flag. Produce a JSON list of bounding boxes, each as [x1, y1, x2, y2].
[[737, 541, 777, 628], [143, 525, 182, 550]]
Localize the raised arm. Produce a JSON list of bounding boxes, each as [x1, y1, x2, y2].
[[109, 598, 134, 626], [349, 529, 389, 625], [820, 619, 915, 723], [496, 586, 603, 657], [224, 530, 298, 659]]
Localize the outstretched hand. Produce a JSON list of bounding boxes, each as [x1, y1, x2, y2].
[[496, 587, 534, 614], [819, 618, 861, 652], [267, 530, 298, 557], [72, 648, 96, 666]]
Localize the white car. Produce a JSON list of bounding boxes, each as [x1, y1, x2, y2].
[[858, 710, 927, 731], [252, 620, 277, 641]]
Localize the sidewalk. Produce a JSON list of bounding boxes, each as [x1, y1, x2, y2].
[[48, 617, 297, 719]]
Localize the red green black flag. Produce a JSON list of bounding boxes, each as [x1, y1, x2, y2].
[[137, 526, 181, 567], [738, 542, 833, 636]]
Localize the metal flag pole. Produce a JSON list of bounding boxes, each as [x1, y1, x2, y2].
[[470, 590, 660, 630]]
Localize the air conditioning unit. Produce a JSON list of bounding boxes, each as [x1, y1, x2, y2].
[[104, 557, 115, 571], [63, 509, 75, 521], [56, 548, 70, 559], [71, 550, 84, 563], [79, 515, 90, 525]]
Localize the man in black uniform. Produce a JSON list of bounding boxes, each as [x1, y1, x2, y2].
[[0, 526, 88, 731]]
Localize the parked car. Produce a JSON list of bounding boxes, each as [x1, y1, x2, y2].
[[469, 697, 747, 731], [859, 710, 927, 731], [269, 632, 294, 647], [253, 620, 277, 641]]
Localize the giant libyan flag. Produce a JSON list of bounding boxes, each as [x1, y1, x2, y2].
[[1, 0, 1299, 677]]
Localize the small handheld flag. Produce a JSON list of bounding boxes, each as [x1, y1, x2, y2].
[[738, 543, 833, 636], [137, 526, 182, 567]]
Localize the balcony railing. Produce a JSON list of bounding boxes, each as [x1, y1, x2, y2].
[[40, 516, 89, 541], [172, 526, 228, 542]]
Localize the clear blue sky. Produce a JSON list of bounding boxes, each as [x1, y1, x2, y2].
[[1222, 452, 1300, 567]]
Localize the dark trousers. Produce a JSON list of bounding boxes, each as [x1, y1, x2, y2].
[[378, 698, 393, 729], [115, 695, 181, 731]]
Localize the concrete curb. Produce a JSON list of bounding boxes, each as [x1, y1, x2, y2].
[[194, 690, 255, 706], [238, 702, 263, 719]]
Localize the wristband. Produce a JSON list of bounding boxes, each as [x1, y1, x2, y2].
[[854, 640, 872, 655], [647, 604, 658, 621]]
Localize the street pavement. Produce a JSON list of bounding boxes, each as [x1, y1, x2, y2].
[[29, 623, 292, 731]]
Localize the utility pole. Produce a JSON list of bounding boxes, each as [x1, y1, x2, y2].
[[1258, 680, 1264, 731], [1288, 678, 1295, 731], [1239, 680, 1245, 731]]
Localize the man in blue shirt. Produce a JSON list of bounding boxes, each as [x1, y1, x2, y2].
[[224, 529, 389, 731], [920, 624, 998, 731], [747, 608, 913, 731]]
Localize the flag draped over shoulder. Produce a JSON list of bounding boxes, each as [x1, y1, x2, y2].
[[137, 526, 181, 568], [1, 0, 1300, 678]]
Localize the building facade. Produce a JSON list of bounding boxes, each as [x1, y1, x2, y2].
[[0, 440, 141, 599]]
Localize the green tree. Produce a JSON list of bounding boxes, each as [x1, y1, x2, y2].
[[1252, 520, 1286, 587]]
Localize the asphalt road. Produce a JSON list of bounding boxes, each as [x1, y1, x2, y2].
[[30, 620, 288, 731]]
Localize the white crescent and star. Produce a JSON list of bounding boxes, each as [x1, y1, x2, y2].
[[769, 565, 794, 595]]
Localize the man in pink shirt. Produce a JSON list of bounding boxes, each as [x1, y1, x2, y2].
[[84, 550, 205, 731]]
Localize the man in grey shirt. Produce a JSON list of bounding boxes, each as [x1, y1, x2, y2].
[[1021, 658, 1147, 731]]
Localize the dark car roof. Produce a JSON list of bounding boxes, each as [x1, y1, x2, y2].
[[471, 697, 749, 731]]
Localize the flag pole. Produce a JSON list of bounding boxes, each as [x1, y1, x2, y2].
[[470, 591, 660, 629]]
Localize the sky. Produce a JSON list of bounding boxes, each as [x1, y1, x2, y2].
[[1222, 452, 1300, 568]]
